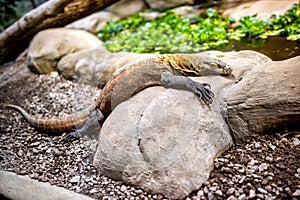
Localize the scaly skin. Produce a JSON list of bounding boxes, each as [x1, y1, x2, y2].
[[99, 54, 232, 114], [5, 54, 232, 139], [4, 104, 94, 133]]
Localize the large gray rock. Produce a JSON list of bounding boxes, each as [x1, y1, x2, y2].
[[28, 28, 103, 74], [94, 87, 232, 199], [93, 51, 271, 199], [223, 55, 300, 141], [57, 48, 112, 87], [57, 52, 153, 88], [0, 171, 93, 200], [58, 52, 152, 87], [66, 11, 120, 34]]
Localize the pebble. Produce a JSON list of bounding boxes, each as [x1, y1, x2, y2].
[[249, 189, 256, 198], [238, 194, 246, 200], [257, 188, 268, 194], [293, 189, 300, 196], [70, 176, 80, 183], [89, 188, 97, 194], [293, 137, 300, 146], [258, 163, 268, 172], [215, 190, 223, 196], [256, 194, 265, 199], [226, 188, 235, 195], [197, 190, 204, 197], [120, 185, 127, 192], [265, 185, 272, 192]]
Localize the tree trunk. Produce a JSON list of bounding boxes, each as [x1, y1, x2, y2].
[[0, 0, 120, 64], [223, 56, 300, 141]]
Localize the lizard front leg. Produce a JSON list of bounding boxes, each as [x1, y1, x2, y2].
[[63, 109, 104, 142], [161, 72, 214, 105]]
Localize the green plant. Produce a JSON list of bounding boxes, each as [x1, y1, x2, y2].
[[0, 0, 18, 31], [98, 9, 232, 53], [267, 3, 300, 40], [98, 2, 300, 54]]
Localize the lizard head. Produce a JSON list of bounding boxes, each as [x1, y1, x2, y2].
[[201, 58, 232, 76]]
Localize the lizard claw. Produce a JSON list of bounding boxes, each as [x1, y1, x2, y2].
[[191, 82, 214, 104], [62, 130, 81, 142]]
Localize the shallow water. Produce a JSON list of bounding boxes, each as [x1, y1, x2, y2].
[[222, 36, 300, 61]]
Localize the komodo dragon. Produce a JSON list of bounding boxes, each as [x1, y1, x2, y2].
[[5, 54, 232, 141]]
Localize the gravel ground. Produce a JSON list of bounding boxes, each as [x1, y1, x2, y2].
[[0, 62, 299, 200]]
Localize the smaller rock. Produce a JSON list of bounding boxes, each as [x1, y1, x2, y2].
[[145, 0, 194, 9], [66, 11, 120, 33], [30, 141, 40, 146], [89, 188, 97, 194], [28, 28, 102, 73], [120, 185, 127, 192], [293, 189, 300, 196], [197, 190, 204, 197], [107, 0, 146, 18], [70, 175, 80, 183], [285, 187, 293, 196], [256, 194, 265, 199], [238, 194, 246, 200], [249, 189, 256, 198], [258, 163, 268, 172], [227, 195, 238, 200], [261, 178, 269, 185], [215, 190, 223, 196], [254, 142, 261, 148], [293, 137, 300, 146], [226, 188, 235, 195], [257, 188, 268, 194]]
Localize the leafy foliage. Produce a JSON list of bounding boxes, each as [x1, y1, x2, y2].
[[98, 9, 231, 53], [98, 2, 300, 54], [0, 0, 17, 31]]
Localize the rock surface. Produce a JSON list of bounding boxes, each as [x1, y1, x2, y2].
[[145, 0, 194, 9], [0, 171, 93, 200], [93, 50, 271, 198], [28, 28, 103, 74], [58, 52, 152, 87], [106, 0, 146, 18], [66, 11, 120, 34], [94, 87, 233, 199], [57, 48, 112, 87], [223, 55, 300, 141], [222, 0, 299, 20]]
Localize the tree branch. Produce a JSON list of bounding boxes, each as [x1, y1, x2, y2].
[[0, 0, 120, 64]]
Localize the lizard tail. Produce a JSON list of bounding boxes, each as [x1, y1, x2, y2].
[[4, 104, 91, 133]]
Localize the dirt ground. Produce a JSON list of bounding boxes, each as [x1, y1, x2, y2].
[[0, 61, 299, 199]]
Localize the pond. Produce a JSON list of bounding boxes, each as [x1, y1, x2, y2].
[[222, 36, 300, 61]]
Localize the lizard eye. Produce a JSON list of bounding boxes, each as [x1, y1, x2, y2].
[[210, 62, 219, 68]]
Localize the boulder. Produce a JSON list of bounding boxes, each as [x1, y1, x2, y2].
[[0, 171, 93, 200], [172, 5, 205, 17], [94, 87, 233, 199], [58, 52, 152, 88], [106, 0, 146, 18], [66, 11, 120, 34], [57, 47, 112, 87], [28, 28, 103, 74], [223, 55, 300, 141], [93, 51, 271, 198], [145, 0, 194, 9], [222, 0, 299, 20]]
